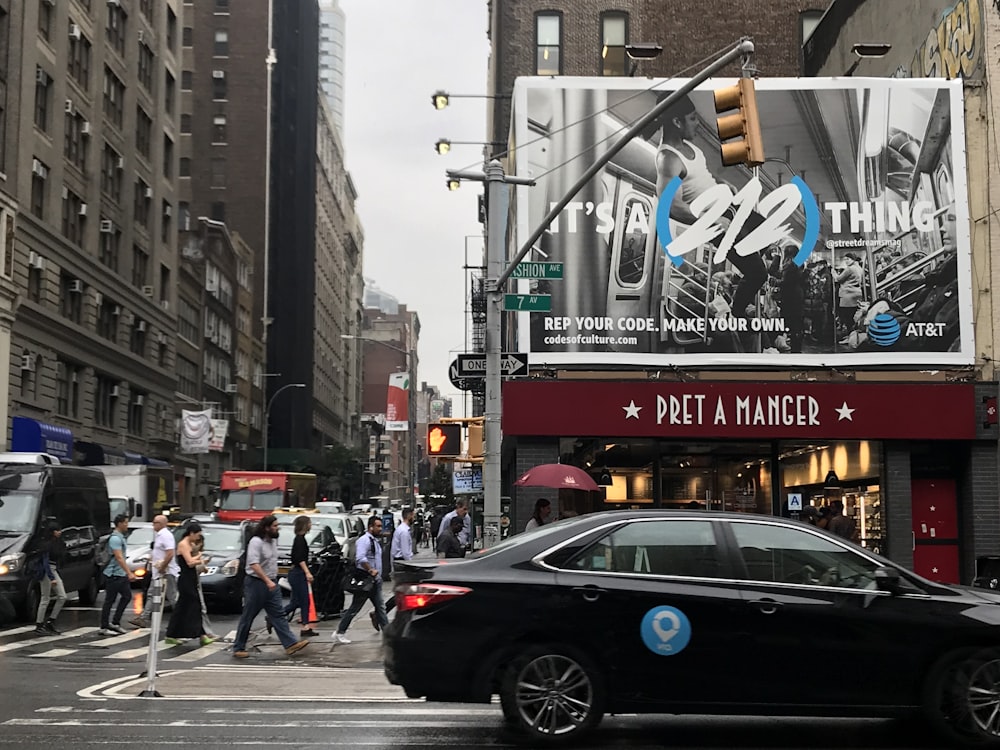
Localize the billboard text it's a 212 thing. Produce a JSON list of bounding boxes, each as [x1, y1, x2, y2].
[[510, 77, 973, 367]]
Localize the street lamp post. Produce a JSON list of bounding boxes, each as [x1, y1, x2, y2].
[[263, 383, 306, 471]]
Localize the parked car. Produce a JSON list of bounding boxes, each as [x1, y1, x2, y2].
[[385, 510, 1000, 747], [274, 511, 358, 577], [172, 520, 248, 613]]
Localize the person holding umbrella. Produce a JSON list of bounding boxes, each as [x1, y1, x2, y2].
[[524, 498, 552, 532]]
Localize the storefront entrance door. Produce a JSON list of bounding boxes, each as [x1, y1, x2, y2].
[[911, 478, 959, 584]]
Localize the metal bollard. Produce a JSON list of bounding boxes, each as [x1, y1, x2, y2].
[[138, 576, 164, 697]]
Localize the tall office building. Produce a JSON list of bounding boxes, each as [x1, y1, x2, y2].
[[318, 0, 346, 135]]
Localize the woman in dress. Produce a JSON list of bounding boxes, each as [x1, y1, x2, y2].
[[166, 523, 214, 646]]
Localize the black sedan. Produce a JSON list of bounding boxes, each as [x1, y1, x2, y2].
[[385, 510, 1000, 747], [173, 521, 247, 613]]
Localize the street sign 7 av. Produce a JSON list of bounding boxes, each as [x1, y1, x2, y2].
[[504, 294, 551, 312]]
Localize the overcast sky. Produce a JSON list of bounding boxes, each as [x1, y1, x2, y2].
[[340, 0, 490, 417]]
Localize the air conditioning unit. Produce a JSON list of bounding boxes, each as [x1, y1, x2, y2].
[[224, 384, 238, 393], [163, 205, 172, 218], [212, 70, 225, 79], [93, 291, 103, 306], [64, 99, 74, 114], [206, 278, 218, 293], [69, 280, 84, 294], [111, 305, 121, 316], [99, 219, 114, 233], [110, 385, 120, 398], [35, 68, 47, 85], [80, 120, 91, 136], [134, 394, 144, 406], [157, 331, 168, 345], [108, 0, 121, 6], [160, 300, 170, 311], [137, 30, 145, 43], [31, 159, 47, 178], [117, 156, 125, 170], [69, 24, 82, 41], [144, 187, 153, 199], [70, 372, 78, 383], [28, 251, 45, 270], [136, 320, 146, 332], [142, 285, 154, 297], [20, 354, 35, 372], [78, 203, 88, 217]]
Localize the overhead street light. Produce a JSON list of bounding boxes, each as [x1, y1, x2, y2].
[[625, 42, 663, 76], [431, 90, 511, 110], [263, 383, 306, 471]]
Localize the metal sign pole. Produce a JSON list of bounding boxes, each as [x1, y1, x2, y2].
[[138, 576, 164, 698]]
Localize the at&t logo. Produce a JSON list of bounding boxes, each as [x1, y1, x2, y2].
[[868, 312, 901, 347]]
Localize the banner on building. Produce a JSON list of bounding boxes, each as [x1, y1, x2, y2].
[[429, 398, 445, 422], [180, 408, 214, 454], [208, 419, 229, 452], [385, 373, 409, 431], [511, 77, 974, 366]]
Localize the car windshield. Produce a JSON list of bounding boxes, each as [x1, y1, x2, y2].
[[201, 527, 243, 552], [220, 489, 252, 511], [126, 526, 156, 548], [0, 491, 41, 534]]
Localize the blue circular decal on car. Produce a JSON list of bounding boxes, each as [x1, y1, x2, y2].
[[640, 606, 692, 656], [868, 312, 901, 347]]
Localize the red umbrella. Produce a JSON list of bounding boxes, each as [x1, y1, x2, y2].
[[514, 464, 600, 492]]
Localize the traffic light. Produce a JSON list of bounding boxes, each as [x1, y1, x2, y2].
[[467, 421, 483, 459], [714, 78, 764, 167], [427, 423, 461, 457]]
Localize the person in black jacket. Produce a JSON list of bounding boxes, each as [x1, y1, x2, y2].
[[283, 515, 317, 637], [35, 521, 68, 635], [436, 517, 466, 559]]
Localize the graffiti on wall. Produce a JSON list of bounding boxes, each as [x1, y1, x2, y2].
[[909, 0, 984, 78]]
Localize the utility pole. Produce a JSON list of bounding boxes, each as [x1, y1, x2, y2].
[[450, 38, 756, 545]]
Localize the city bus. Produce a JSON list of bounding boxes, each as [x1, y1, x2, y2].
[[216, 471, 318, 522]]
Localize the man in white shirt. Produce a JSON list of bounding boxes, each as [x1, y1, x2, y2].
[[378, 507, 415, 629], [436, 500, 471, 550], [131, 514, 179, 628]]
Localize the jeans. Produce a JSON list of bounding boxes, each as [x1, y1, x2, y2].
[[337, 573, 387, 634], [234, 576, 298, 651], [284, 568, 309, 622], [101, 575, 132, 628], [37, 571, 67, 623]]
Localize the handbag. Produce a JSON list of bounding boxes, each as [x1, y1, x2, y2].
[[342, 568, 374, 594]]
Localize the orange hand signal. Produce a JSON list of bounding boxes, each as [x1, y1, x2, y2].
[[429, 426, 447, 453]]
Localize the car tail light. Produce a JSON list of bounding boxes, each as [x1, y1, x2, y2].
[[395, 584, 472, 612]]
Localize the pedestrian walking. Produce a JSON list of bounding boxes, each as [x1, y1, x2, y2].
[[376, 507, 414, 630], [99, 513, 137, 636], [436, 499, 471, 550], [283, 515, 317, 637], [34, 520, 68, 635], [437, 517, 466, 559], [334, 516, 388, 644], [232, 515, 309, 659], [165, 523, 214, 646], [189, 532, 219, 640], [131, 514, 178, 628]]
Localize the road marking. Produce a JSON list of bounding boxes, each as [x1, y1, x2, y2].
[[29, 648, 77, 658], [107, 639, 181, 660], [0, 626, 38, 639], [164, 641, 227, 662], [0, 627, 94, 653], [80, 630, 148, 647]]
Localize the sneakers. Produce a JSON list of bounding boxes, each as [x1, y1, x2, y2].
[[284, 639, 309, 656], [369, 611, 381, 632], [200, 635, 217, 646], [44, 619, 61, 635], [129, 616, 149, 628], [33, 624, 51, 636], [333, 632, 351, 644], [232, 650, 250, 659], [97, 628, 116, 637], [164, 637, 180, 645], [300, 628, 318, 637], [108, 624, 127, 635]]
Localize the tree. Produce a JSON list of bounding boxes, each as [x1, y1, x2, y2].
[[430, 463, 454, 503]]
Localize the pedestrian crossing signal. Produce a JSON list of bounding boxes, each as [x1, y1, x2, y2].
[[427, 423, 461, 457], [714, 78, 764, 167]]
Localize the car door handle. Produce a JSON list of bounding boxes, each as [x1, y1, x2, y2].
[[748, 598, 783, 615], [572, 585, 607, 602]]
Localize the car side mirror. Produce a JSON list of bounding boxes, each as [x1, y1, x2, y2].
[[874, 566, 902, 594]]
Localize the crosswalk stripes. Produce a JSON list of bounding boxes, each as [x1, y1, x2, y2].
[[0, 627, 94, 654], [0, 625, 237, 663]]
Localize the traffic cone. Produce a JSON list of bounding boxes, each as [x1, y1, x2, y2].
[[306, 583, 319, 624]]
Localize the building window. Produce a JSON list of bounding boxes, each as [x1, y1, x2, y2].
[[98, 223, 120, 272], [60, 274, 83, 323], [132, 244, 149, 288], [161, 201, 172, 242], [134, 179, 151, 228], [56, 361, 82, 418], [210, 201, 226, 222], [135, 106, 152, 158], [27, 260, 43, 303], [182, 27, 192, 47], [212, 115, 227, 143], [178, 298, 199, 343], [601, 12, 628, 76], [163, 134, 174, 178], [128, 391, 146, 434], [38, 2, 52, 41], [61, 188, 86, 246], [129, 320, 147, 358], [180, 113, 192, 134], [212, 71, 226, 100], [210, 158, 226, 188], [181, 70, 192, 90], [94, 375, 119, 428], [164, 71, 175, 115], [138, 43, 154, 92], [179, 157, 190, 177], [103, 66, 125, 129], [97, 298, 118, 341], [177, 356, 198, 399], [65, 112, 89, 170], [139, 0, 153, 22], [160, 264, 170, 304], [100, 142, 123, 200], [167, 7, 177, 51], [30, 159, 48, 219], [535, 12, 562, 75], [214, 30, 229, 56], [106, 2, 126, 56], [34, 70, 51, 132], [68, 30, 92, 90], [215, 0, 229, 9]]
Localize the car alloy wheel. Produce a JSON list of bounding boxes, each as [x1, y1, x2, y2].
[[500, 646, 604, 742], [925, 647, 1000, 747]]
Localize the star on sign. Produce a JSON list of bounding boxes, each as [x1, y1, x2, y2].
[[623, 400, 642, 420], [932, 567, 939, 574], [835, 401, 855, 421]]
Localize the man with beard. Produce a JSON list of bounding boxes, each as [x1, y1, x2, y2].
[[232, 515, 309, 659]]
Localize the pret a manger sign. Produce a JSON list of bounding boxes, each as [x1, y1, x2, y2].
[[657, 393, 820, 427]]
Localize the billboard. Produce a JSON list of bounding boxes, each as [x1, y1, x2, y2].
[[385, 373, 409, 431], [510, 77, 974, 366]]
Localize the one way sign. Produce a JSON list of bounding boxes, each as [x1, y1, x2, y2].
[[455, 353, 529, 378]]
